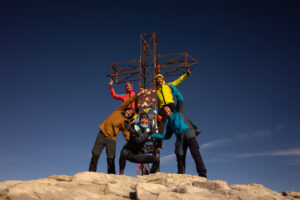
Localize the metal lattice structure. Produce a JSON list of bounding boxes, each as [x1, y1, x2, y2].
[[107, 32, 198, 89], [107, 32, 198, 176]]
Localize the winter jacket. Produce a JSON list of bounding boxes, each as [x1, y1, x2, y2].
[[99, 95, 137, 141], [155, 73, 190, 108], [110, 82, 136, 109], [124, 123, 153, 154], [152, 84, 195, 140]]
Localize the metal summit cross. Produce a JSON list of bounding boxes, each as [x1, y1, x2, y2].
[[107, 32, 198, 175], [107, 32, 198, 103]]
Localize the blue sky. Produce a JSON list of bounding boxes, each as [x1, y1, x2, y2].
[[0, 0, 299, 192]]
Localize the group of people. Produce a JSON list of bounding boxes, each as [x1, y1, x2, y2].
[[89, 71, 207, 178]]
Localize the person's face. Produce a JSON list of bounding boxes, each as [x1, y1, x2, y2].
[[126, 83, 132, 90], [163, 106, 172, 118], [140, 117, 149, 126], [125, 109, 134, 118], [156, 77, 163, 86]]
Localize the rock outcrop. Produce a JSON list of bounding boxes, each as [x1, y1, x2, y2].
[[0, 172, 298, 200]]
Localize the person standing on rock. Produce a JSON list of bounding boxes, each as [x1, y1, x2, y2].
[[89, 89, 144, 174], [119, 112, 159, 175], [151, 84, 207, 178], [109, 79, 136, 110]]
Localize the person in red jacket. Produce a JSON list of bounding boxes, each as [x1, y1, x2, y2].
[[109, 80, 136, 110]]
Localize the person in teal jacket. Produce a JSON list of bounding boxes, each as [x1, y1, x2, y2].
[[152, 84, 207, 177]]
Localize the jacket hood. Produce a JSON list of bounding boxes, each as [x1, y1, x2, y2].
[[155, 74, 164, 80], [125, 81, 133, 93], [155, 74, 165, 87]]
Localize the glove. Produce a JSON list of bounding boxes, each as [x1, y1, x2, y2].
[[151, 133, 165, 140]]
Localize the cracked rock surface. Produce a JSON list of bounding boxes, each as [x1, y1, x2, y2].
[[0, 172, 298, 200]]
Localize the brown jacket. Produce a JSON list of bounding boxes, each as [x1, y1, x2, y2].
[[99, 95, 137, 141]]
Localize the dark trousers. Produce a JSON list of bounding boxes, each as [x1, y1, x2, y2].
[[175, 137, 207, 177], [119, 148, 160, 174], [89, 131, 116, 174]]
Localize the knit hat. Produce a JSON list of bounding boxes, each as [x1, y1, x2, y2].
[[155, 74, 164, 80], [139, 112, 149, 120]]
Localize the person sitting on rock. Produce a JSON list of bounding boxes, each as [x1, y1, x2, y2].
[[151, 84, 207, 178], [109, 79, 136, 110], [89, 89, 144, 174], [119, 112, 159, 175]]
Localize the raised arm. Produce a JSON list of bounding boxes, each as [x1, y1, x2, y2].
[[116, 89, 144, 111], [109, 80, 124, 100], [169, 84, 184, 112], [170, 84, 183, 101], [110, 87, 124, 100], [171, 72, 190, 86]]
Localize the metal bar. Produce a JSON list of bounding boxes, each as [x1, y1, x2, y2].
[[185, 52, 189, 72], [110, 72, 139, 78], [111, 58, 138, 65], [110, 67, 139, 73]]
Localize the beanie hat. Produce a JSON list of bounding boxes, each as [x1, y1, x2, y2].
[[139, 112, 149, 120]]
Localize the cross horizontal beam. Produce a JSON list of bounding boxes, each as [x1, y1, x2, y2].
[[107, 52, 197, 84]]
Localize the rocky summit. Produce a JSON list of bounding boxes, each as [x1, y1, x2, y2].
[[0, 172, 299, 200]]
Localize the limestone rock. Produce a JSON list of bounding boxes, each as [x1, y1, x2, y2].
[[0, 172, 298, 200], [282, 190, 300, 199], [48, 175, 72, 182], [136, 182, 168, 200]]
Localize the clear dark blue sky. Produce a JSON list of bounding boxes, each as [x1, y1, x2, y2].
[[0, 0, 299, 192]]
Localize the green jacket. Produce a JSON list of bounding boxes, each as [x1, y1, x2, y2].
[[155, 73, 190, 108]]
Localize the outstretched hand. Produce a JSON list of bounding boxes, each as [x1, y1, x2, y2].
[[187, 69, 191, 76], [109, 79, 114, 87], [151, 133, 164, 140], [137, 88, 145, 96]]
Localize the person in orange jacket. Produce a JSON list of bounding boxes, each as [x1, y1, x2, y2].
[[109, 79, 136, 110], [89, 89, 144, 174]]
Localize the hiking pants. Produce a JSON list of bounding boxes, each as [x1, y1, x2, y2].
[[119, 148, 160, 174], [175, 136, 207, 177], [89, 130, 116, 174]]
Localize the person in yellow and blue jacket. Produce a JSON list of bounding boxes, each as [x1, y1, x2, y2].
[[155, 71, 199, 135], [151, 84, 207, 178], [155, 72, 190, 110]]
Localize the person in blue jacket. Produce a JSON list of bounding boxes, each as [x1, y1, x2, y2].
[[151, 84, 207, 177]]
